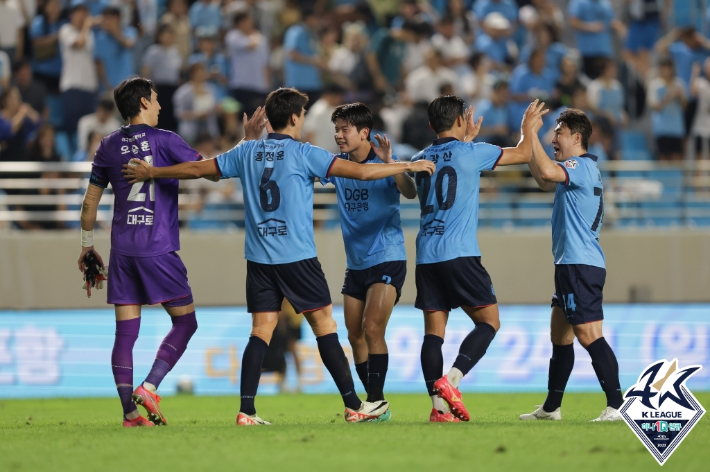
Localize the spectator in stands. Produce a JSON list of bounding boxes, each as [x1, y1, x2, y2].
[[142, 24, 182, 131], [475, 12, 517, 72], [223, 0, 278, 41], [431, 15, 469, 73], [405, 48, 459, 104], [189, 0, 222, 32], [59, 2, 98, 142], [461, 52, 494, 105], [72, 129, 103, 161], [391, 0, 427, 31], [0, 0, 25, 63], [690, 59, 710, 160], [0, 86, 41, 160], [161, 0, 192, 63], [366, 20, 418, 93], [402, 20, 434, 77], [520, 23, 567, 82], [587, 59, 627, 129], [655, 27, 710, 89], [225, 12, 270, 117], [567, 0, 626, 79], [77, 97, 120, 155], [473, 0, 518, 33], [401, 101, 437, 151], [302, 84, 344, 153], [473, 78, 511, 147], [623, 0, 664, 77], [551, 50, 587, 110], [29, 0, 66, 97], [530, 0, 565, 35], [648, 58, 687, 161], [173, 62, 220, 146], [0, 50, 10, 93], [328, 21, 370, 91], [13, 60, 47, 119], [95, 7, 137, 92], [188, 26, 229, 100], [446, 0, 476, 46], [283, 7, 324, 105], [509, 47, 555, 132], [82, 0, 113, 17]]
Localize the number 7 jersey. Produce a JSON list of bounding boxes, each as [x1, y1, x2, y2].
[[90, 124, 202, 257], [215, 133, 337, 264], [411, 138, 503, 264]]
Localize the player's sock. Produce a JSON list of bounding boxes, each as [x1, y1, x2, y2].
[[112, 317, 140, 416], [366, 353, 388, 402], [451, 322, 496, 379], [584, 337, 624, 409], [446, 367, 463, 388], [239, 336, 268, 415], [431, 395, 448, 413], [316, 333, 361, 411], [542, 343, 575, 412], [355, 361, 368, 393], [144, 312, 198, 389], [421, 334, 444, 398]]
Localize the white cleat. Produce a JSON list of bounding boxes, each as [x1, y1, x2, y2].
[[345, 400, 390, 423], [519, 405, 562, 421], [236, 412, 271, 425], [590, 406, 623, 422]]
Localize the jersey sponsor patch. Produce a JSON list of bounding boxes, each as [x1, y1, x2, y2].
[[564, 159, 578, 169]]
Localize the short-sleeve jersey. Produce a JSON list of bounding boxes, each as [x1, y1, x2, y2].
[[215, 133, 336, 264], [552, 153, 606, 268], [411, 138, 503, 264], [320, 148, 406, 270], [90, 124, 202, 257]]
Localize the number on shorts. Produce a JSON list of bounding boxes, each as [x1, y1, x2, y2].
[[127, 155, 154, 202], [259, 167, 280, 212], [565, 293, 577, 312]]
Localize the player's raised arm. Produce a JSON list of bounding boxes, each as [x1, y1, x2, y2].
[[495, 100, 548, 166], [330, 157, 435, 181], [528, 118, 562, 192], [372, 134, 418, 199]]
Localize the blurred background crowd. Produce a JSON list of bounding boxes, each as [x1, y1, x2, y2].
[[2, 0, 710, 230]]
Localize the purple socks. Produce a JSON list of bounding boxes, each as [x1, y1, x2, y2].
[[144, 312, 198, 389], [112, 317, 140, 416]]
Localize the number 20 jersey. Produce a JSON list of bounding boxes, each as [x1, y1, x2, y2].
[[411, 138, 502, 264], [215, 133, 336, 264], [90, 124, 202, 257], [552, 153, 605, 269]]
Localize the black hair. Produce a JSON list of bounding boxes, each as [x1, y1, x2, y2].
[[98, 97, 115, 112], [658, 57, 675, 70], [114, 76, 154, 121], [556, 108, 592, 151], [331, 102, 373, 139], [233, 11, 250, 27], [264, 88, 309, 130], [12, 58, 31, 73], [155, 23, 174, 43], [468, 51, 485, 70], [102, 6, 121, 17], [427, 95, 465, 134]]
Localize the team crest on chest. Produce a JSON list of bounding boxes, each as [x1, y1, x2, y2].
[[564, 159, 578, 169]]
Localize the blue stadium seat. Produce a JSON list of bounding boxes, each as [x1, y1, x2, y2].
[[620, 130, 650, 153], [685, 197, 710, 226], [640, 201, 683, 227], [55, 131, 73, 161], [514, 199, 552, 227], [480, 196, 514, 228]]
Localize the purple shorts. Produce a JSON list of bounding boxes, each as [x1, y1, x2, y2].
[[107, 251, 192, 306]]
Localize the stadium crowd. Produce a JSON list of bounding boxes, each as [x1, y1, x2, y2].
[[0, 0, 709, 229]]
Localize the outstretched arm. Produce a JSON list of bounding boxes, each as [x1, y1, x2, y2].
[[330, 158, 435, 181], [371, 134, 417, 199], [496, 100, 548, 166]]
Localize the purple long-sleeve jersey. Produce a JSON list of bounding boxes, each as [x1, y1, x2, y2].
[[90, 124, 202, 257]]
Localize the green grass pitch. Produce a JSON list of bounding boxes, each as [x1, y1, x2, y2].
[[1, 393, 708, 472]]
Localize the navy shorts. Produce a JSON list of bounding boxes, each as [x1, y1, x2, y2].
[[246, 258, 331, 314], [107, 251, 193, 306], [342, 260, 407, 305], [551, 264, 606, 325], [625, 19, 660, 53], [415, 257, 497, 312]]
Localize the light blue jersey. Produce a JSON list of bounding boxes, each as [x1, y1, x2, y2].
[[321, 149, 406, 270], [552, 153, 606, 268], [411, 138, 502, 264], [215, 133, 336, 264]]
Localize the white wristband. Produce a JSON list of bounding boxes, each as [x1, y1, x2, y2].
[[81, 229, 94, 248]]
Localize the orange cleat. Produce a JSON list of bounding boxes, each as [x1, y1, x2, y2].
[[429, 408, 461, 422], [122, 415, 155, 427], [433, 375, 470, 421], [236, 412, 271, 425], [132, 384, 167, 425]]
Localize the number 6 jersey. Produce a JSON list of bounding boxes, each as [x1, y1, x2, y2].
[[90, 124, 202, 257], [215, 133, 337, 264], [411, 138, 503, 264]]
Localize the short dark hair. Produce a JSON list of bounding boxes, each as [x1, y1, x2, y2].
[[556, 108, 592, 151], [102, 6, 121, 17], [98, 97, 115, 112], [264, 88, 309, 130], [658, 57, 675, 70], [233, 12, 249, 27], [427, 95, 465, 134], [114, 76, 154, 121], [331, 102, 373, 139]]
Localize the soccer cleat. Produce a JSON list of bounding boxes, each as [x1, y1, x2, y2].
[[429, 408, 461, 423], [132, 384, 167, 426], [433, 375, 470, 422], [122, 415, 154, 427], [590, 406, 622, 422], [371, 409, 392, 423], [344, 400, 390, 423], [519, 405, 562, 421], [236, 412, 271, 425]]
